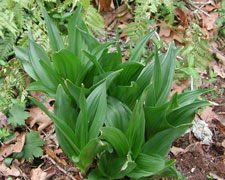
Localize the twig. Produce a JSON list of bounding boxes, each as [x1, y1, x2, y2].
[[44, 155, 77, 180], [192, 1, 211, 5], [190, 76, 194, 91], [154, 31, 161, 41], [188, 0, 211, 17]]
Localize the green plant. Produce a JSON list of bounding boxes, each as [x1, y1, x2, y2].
[[16, 6, 210, 179], [0, 59, 27, 114], [122, 0, 185, 42], [21, 131, 44, 162], [218, 88, 224, 97], [0, 0, 104, 61], [0, 128, 14, 143], [208, 68, 217, 83], [216, 0, 225, 38], [7, 102, 30, 128], [175, 23, 214, 86]]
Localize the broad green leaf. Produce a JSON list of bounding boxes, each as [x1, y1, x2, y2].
[[22, 131, 44, 162], [92, 69, 123, 90], [137, 43, 181, 106], [99, 52, 122, 72], [110, 81, 140, 109], [67, 79, 90, 104], [83, 50, 104, 74], [28, 40, 58, 92], [105, 96, 131, 132], [127, 153, 175, 179], [146, 42, 182, 106], [98, 152, 136, 179], [53, 49, 82, 85], [68, 6, 88, 58], [116, 27, 122, 62], [142, 124, 191, 157], [26, 81, 55, 97], [88, 169, 108, 180], [75, 86, 88, 149], [76, 26, 100, 50], [136, 61, 154, 95], [177, 89, 211, 107], [152, 164, 186, 180], [28, 33, 51, 67], [77, 139, 110, 174], [100, 127, 129, 157], [14, 46, 39, 80], [144, 103, 172, 139], [116, 61, 144, 86], [145, 47, 162, 106], [87, 82, 107, 140], [43, 8, 65, 52], [55, 128, 77, 160], [126, 86, 149, 159], [153, 47, 162, 98], [54, 85, 78, 131], [92, 41, 116, 60], [167, 100, 210, 126], [129, 30, 155, 62], [155, 42, 182, 106], [29, 97, 80, 157], [40, 60, 64, 94]]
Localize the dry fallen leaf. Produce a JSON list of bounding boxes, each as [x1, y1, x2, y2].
[[103, 13, 117, 27], [185, 142, 204, 155], [222, 139, 225, 148], [170, 146, 186, 156], [201, 106, 216, 122], [173, 31, 184, 43], [212, 64, 225, 78], [31, 167, 47, 180], [159, 22, 171, 37], [45, 147, 67, 166], [98, 0, 114, 12], [170, 79, 190, 98], [0, 162, 20, 177], [204, 5, 216, 12], [176, 25, 186, 33], [214, 114, 225, 134], [216, 53, 225, 65], [201, 12, 218, 31], [0, 132, 26, 161], [175, 8, 188, 28], [27, 102, 53, 131]]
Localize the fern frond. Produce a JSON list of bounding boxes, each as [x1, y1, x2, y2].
[[57, 0, 73, 13], [0, 59, 27, 114], [122, 22, 147, 42], [44, 0, 57, 2], [176, 23, 213, 83], [0, 10, 18, 38], [82, 5, 104, 36], [123, 0, 176, 42], [0, 34, 15, 61], [79, 0, 90, 9]]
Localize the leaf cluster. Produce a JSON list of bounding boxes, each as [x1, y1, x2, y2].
[[0, 0, 104, 61], [16, 7, 210, 180], [0, 59, 27, 114], [175, 23, 214, 86], [122, 0, 184, 42]]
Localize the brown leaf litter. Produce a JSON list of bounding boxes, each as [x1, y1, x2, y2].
[[0, 132, 25, 161]]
